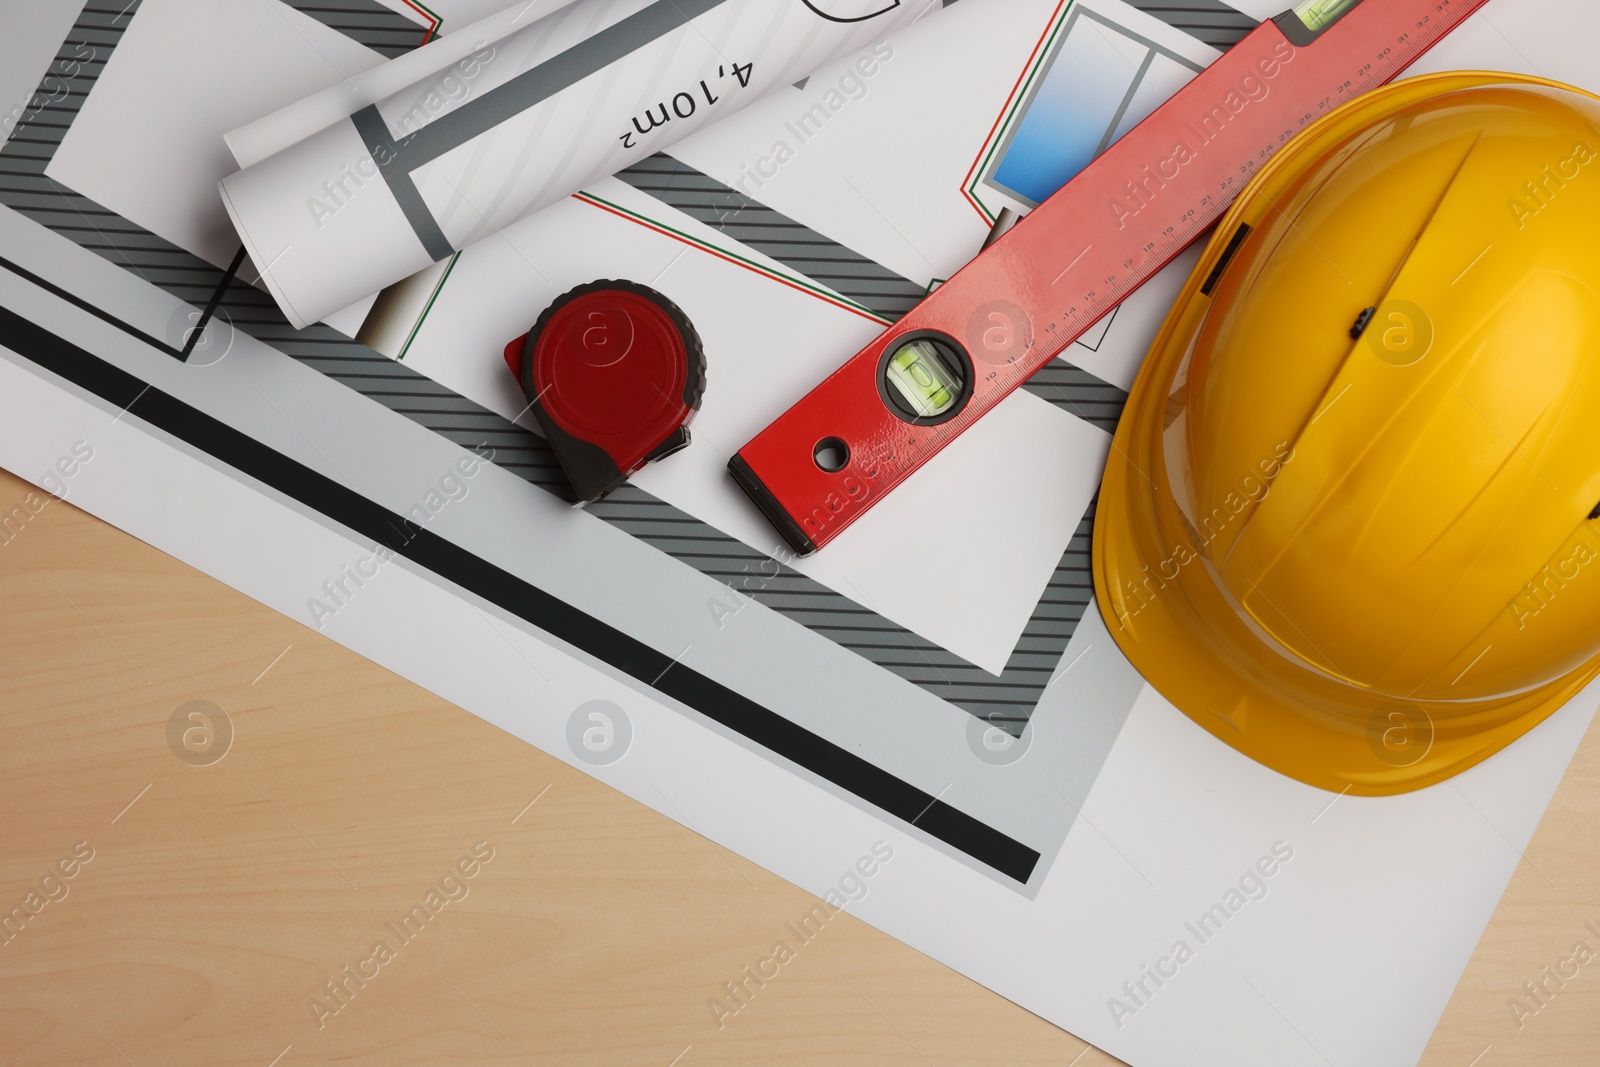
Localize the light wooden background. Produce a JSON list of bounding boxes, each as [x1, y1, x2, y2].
[[0, 464, 1595, 1067]]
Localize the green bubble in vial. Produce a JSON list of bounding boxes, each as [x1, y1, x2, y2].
[[1293, 0, 1360, 32], [887, 340, 959, 417]]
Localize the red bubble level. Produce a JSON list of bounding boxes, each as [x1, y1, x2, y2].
[[730, 0, 1490, 555]]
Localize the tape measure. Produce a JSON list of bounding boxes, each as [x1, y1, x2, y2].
[[504, 279, 706, 505], [729, 0, 1489, 555]]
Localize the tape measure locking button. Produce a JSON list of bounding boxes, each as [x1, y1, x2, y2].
[[504, 279, 706, 505]]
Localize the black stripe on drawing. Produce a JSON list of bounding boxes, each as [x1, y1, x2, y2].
[[1123, 0, 1259, 50], [612, 153, 1130, 424], [613, 153, 929, 320], [0, 243, 183, 359], [283, 0, 432, 58], [0, 287, 1039, 884], [180, 245, 247, 361], [610, 155, 1125, 731], [1022, 362, 1127, 434]]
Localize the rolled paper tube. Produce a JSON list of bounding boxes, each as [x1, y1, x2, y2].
[[219, 0, 942, 330], [225, 0, 588, 170]]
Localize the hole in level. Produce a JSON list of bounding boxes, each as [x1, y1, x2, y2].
[[813, 437, 849, 473]]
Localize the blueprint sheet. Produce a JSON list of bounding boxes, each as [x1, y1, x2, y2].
[[1, 0, 1596, 1063]]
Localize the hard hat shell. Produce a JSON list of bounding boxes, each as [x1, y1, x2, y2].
[[1093, 72, 1600, 795]]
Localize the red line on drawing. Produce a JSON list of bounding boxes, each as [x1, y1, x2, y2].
[[572, 194, 888, 327], [399, 0, 441, 45]]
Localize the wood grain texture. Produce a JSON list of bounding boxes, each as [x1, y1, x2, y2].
[[0, 465, 1592, 1067]]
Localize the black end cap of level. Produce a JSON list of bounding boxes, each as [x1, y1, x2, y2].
[[728, 454, 816, 557]]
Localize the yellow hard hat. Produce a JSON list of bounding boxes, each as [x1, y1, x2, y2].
[[1093, 71, 1600, 796]]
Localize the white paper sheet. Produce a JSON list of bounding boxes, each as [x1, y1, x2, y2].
[[39, 0, 1199, 672], [47, 0, 385, 272], [5, 4, 1596, 1065], [399, 192, 1104, 673], [0, 276, 1591, 1067], [392, 0, 1216, 671]]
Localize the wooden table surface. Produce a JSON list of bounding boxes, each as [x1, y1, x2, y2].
[[0, 463, 1595, 1067]]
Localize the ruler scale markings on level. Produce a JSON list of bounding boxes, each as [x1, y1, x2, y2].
[[730, 0, 1492, 555]]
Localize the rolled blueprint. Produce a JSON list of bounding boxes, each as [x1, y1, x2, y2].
[[225, 0, 587, 170], [220, 0, 943, 330]]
